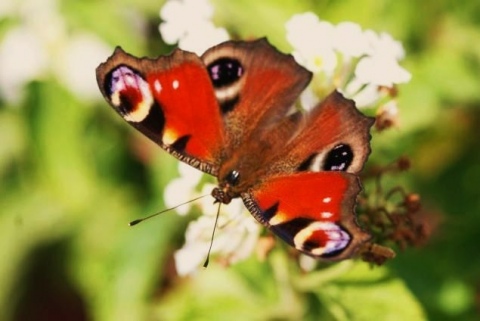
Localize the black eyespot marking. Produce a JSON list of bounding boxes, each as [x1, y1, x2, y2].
[[170, 135, 191, 151], [323, 144, 353, 171], [207, 58, 243, 88], [225, 170, 240, 186]]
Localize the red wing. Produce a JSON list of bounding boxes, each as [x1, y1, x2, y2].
[[242, 172, 371, 260], [96, 47, 224, 175]]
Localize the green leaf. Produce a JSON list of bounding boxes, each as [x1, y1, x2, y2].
[[316, 263, 426, 321]]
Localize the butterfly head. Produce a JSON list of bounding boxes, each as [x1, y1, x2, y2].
[[211, 169, 246, 204]]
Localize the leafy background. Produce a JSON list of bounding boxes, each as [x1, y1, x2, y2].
[[1, 0, 480, 320]]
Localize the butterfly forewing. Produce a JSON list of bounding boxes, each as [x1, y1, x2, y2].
[[96, 47, 225, 174], [201, 38, 312, 152]]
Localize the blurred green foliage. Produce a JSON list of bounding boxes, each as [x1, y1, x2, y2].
[[1, 0, 480, 320]]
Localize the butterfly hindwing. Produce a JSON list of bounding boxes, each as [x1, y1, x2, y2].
[[243, 172, 370, 260], [238, 91, 374, 260], [96, 47, 225, 174]]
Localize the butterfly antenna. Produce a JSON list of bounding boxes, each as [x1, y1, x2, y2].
[[129, 194, 209, 226], [203, 202, 222, 268]]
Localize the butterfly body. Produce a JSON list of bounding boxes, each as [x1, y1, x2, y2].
[[96, 38, 373, 260]]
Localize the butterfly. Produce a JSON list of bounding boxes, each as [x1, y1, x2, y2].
[[96, 38, 374, 261]]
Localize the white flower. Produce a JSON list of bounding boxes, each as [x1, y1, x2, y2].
[[0, 26, 48, 102], [286, 12, 327, 51], [159, 0, 214, 43], [0, 0, 63, 102], [55, 34, 112, 101], [177, 22, 229, 55], [299, 254, 318, 272], [333, 22, 370, 58], [375, 100, 400, 130], [355, 54, 411, 87], [285, 12, 411, 111], [286, 12, 337, 74], [162, 161, 261, 276], [379, 100, 399, 119], [164, 163, 260, 275], [347, 83, 382, 108], [20, 0, 66, 45], [159, 0, 229, 55], [174, 183, 260, 276], [163, 162, 203, 215], [0, 0, 15, 18], [299, 86, 320, 111], [364, 30, 406, 60], [354, 30, 411, 87], [0, 0, 111, 103]]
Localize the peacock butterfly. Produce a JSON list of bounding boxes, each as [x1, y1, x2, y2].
[[96, 38, 374, 261]]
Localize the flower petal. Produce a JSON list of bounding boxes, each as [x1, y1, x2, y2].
[[55, 34, 112, 101], [355, 55, 411, 87], [178, 162, 203, 184], [178, 22, 229, 55], [333, 22, 369, 58], [174, 243, 207, 276], [159, 0, 221, 47], [0, 27, 48, 102]]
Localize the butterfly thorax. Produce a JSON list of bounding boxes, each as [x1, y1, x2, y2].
[[212, 131, 289, 205]]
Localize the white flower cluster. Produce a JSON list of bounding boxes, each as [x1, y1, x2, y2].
[[286, 12, 411, 121], [159, 0, 229, 55], [165, 164, 260, 276], [159, 2, 412, 275], [0, 0, 112, 103]]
